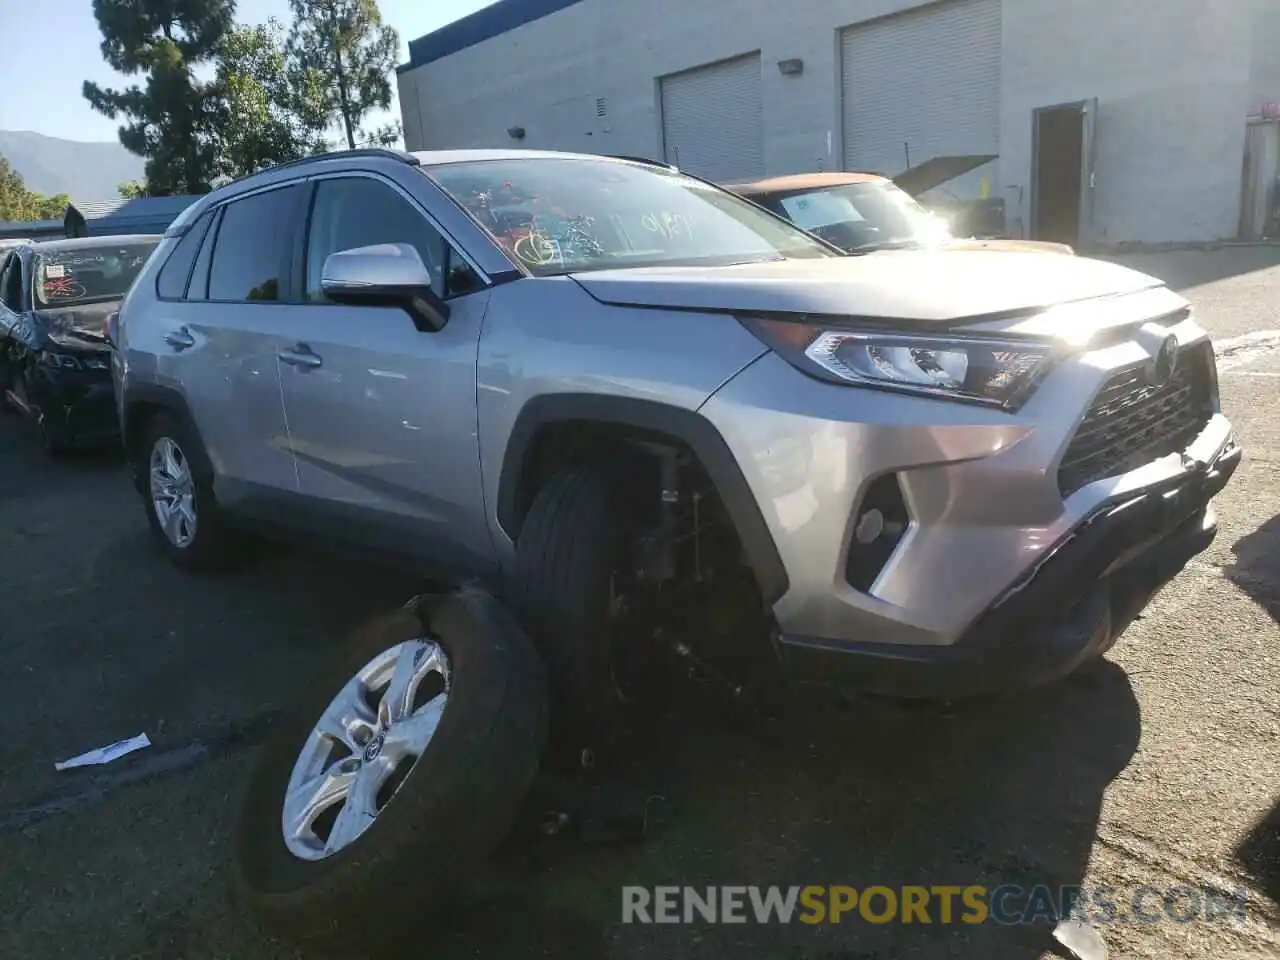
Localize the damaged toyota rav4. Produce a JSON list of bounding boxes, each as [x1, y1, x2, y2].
[[111, 148, 1238, 947]]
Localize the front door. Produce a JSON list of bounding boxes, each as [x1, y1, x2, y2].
[[277, 173, 495, 579]]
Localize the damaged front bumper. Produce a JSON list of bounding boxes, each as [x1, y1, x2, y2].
[[775, 436, 1242, 699], [29, 363, 119, 447]]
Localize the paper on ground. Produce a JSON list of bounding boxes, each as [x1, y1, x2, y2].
[[54, 732, 152, 771]]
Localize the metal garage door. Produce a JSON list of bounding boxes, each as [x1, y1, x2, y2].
[[661, 54, 765, 182], [841, 0, 1001, 198]]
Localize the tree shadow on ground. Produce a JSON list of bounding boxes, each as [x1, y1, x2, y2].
[[418, 661, 1140, 960], [1099, 245, 1280, 293], [1235, 798, 1280, 908], [1226, 511, 1280, 625]]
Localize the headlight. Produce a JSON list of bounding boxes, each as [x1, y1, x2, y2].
[[40, 351, 83, 370], [739, 316, 1058, 409]]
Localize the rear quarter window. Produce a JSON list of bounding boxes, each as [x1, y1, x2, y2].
[[156, 211, 215, 300]]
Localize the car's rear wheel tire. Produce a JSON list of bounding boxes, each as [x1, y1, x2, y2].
[[509, 468, 654, 768], [233, 590, 548, 953], [35, 406, 72, 457], [137, 411, 236, 570], [0, 354, 17, 415]]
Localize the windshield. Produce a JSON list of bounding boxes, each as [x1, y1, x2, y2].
[[767, 181, 953, 252], [429, 158, 838, 276], [34, 241, 158, 309]]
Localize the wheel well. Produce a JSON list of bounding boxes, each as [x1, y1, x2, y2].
[[507, 420, 690, 536], [498, 397, 789, 606], [123, 400, 165, 461]]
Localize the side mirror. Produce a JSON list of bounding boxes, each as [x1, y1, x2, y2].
[[320, 243, 450, 332]]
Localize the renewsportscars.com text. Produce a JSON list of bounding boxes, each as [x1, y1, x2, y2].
[[621, 884, 1250, 926]]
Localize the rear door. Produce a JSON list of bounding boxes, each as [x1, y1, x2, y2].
[[276, 172, 495, 578], [157, 183, 308, 508]]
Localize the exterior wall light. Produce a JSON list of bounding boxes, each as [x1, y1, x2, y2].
[[778, 58, 804, 76]]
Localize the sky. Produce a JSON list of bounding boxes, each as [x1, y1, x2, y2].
[[0, 0, 494, 145]]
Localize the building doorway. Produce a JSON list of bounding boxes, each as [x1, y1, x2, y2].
[[1240, 120, 1280, 239], [1031, 99, 1096, 247]]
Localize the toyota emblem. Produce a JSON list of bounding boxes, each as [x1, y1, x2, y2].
[[1150, 334, 1179, 385]]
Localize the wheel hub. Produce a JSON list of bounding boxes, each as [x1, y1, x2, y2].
[[362, 733, 385, 763], [281, 636, 451, 861]]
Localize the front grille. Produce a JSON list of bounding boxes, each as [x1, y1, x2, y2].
[[1057, 342, 1215, 497]]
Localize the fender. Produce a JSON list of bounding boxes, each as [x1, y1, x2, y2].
[[496, 393, 789, 605], [121, 382, 216, 482]]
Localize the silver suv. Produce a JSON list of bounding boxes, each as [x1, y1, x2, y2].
[[112, 148, 1239, 730]]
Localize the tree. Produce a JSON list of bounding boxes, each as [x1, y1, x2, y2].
[[118, 180, 148, 199], [285, 0, 400, 150], [83, 0, 235, 195], [0, 156, 69, 222], [213, 19, 327, 179]]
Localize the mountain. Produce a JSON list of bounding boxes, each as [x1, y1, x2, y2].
[[0, 130, 145, 202]]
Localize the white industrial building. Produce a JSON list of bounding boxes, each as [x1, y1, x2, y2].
[[398, 0, 1280, 246]]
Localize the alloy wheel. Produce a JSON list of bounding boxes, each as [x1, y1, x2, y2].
[[281, 637, 451, 861], [149, 437, 197, 548]]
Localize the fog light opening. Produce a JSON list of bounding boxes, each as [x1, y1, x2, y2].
[[845, 473, 910, 591]]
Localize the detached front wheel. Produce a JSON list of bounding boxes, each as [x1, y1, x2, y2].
[[233, 590, 548, 952]]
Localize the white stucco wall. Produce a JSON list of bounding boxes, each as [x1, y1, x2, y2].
[[398, 0, 1269, 243]]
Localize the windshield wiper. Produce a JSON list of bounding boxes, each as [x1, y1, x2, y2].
[[849, 239, 922, 254]]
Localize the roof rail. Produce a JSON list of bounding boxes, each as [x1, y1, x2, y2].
[[256, 147, 422, 178]]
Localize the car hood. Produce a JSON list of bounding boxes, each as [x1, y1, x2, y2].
[[946, 237, 1076, 255], [34, 302, 119, 349], [571, 250, 1162, 325], [891, 154, 999, 197]]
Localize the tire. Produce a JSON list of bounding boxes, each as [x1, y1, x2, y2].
[[35, 406, 71, 457], [136, 411, 236, 570], [509, 468, 641, 766], [0, 352, 16, 415], [233, 589, 548, 953]]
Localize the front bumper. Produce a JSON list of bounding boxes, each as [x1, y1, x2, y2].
[[29, 365, 118, 446], [775, 439, 1239, 698], [698, 300, 1237, 695]]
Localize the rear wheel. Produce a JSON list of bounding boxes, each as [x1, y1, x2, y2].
[[233, 590, 548, 952], [137, 412, 237, 570], [0, 351, 16, 415]]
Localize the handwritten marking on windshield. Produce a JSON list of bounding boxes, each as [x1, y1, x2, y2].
[[513, 232, 564, 267], [641, 212, 696, 240]]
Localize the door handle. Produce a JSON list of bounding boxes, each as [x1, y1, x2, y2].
[[279, 344, 322, 369], [163, 326, 195, 350]]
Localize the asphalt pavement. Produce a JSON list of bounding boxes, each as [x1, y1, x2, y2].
[[1, 247, 1278, 960]]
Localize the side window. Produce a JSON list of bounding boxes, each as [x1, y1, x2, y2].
[[304, 177, 482, 301], [0, 255, 22, 312], [207, 185, 304, 302], [155, 210, 214, 300], [0, 256, 13, 311], [188, 208, 220, 301]]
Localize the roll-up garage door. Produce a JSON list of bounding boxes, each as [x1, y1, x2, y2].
[[841, 0, 1001, 198], [661, 53, 765, 182]]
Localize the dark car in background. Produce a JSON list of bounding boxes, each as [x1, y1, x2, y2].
[[0, 235, 160, 453], [725, 171, 1075, 256]]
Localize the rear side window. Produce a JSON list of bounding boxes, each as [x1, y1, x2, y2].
[[156, 210, 214, 299], [0, 255, 19, 312], [188, 209, 220, 301], [207, 185, 304, 302]]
